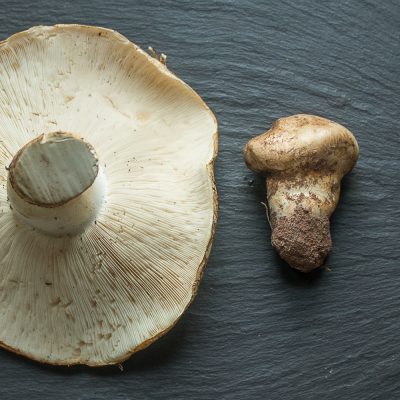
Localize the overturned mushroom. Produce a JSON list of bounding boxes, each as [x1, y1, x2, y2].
[[0, 25, 217, 365], [244, 114, 358, 272]]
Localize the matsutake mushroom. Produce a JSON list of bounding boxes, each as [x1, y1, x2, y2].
[[244, 114, 358, 273], [0, 25, 217, 365]]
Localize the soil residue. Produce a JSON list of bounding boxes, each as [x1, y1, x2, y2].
[[271, 204, 332, 273]]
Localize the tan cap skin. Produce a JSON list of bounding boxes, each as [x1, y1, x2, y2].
[[244, 114, 359, 272]]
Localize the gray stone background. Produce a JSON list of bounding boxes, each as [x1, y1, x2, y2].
[[0, 1, 399, 399]]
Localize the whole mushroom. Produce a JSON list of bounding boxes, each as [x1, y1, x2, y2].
[[0, 25, 217, 365], [244, 114, 359, 272]]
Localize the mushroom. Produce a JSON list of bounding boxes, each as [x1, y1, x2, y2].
[[0, 25, 217, 365], [244, 114, 359, 272]]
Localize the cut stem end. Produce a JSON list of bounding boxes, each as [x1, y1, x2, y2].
[[7, 132, 106, 236]]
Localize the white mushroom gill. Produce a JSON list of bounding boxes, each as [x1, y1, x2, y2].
[[0, 25, 217, 365]]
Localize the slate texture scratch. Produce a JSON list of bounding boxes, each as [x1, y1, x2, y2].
[[0, 1, 399, 399]]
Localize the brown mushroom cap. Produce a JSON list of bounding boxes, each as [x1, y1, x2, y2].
[[244, 114, 359, 176]]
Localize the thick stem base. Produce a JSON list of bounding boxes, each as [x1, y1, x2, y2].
[[7, 132, 106, 237]]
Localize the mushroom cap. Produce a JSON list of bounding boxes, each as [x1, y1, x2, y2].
[[244, 114, 359, 175], [0, 25, 217, 365]]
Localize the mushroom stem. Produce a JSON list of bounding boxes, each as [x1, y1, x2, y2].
[[266, 173, 339, 272], [7, 132, 106, 236]]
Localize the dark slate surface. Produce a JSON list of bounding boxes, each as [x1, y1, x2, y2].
[[0, 1, 399, 399]]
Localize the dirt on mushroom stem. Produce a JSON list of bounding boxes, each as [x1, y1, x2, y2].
[[269, 194, 332, 273]]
